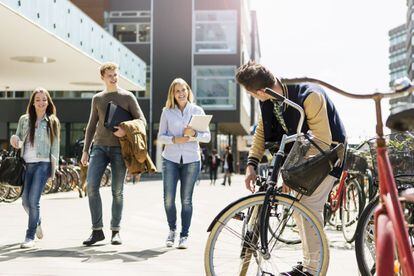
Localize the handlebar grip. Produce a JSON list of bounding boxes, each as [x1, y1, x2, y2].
[[264, 88, 286, 102]]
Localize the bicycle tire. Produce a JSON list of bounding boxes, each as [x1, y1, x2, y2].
[[0, 184, 10, 202], [2, 186, 23, 203], [341, 176, 365, 243], [204, 193, 329, 276], [354, 197, 378, 276], [43, 178, 54, 194]]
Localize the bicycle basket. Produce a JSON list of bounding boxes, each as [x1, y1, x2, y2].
[[368, 131, 414, 182], [345, 147, 369, 173], [281, 135, 344, 196]]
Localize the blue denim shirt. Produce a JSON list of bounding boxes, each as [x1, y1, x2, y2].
[[15, 114, 60, 176], [158, 103, 211, 164]]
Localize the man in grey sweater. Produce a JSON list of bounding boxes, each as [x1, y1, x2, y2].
[[81, 62, 146, 246]]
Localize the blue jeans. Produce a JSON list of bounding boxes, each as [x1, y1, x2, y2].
[[87, 145, 126, 231], [162, 158, 200, 237], [22, 162, 51, 240]]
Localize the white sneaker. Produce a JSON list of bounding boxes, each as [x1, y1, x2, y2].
[[36, 224, 43, 240], [177, 236, 188, 249], [166, 230, 176, 247], [20, 238, 35, 249]]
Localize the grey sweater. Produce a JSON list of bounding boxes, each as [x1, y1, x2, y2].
[[83, 89, 146, 152]]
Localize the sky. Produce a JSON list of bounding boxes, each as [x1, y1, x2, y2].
[[251, 0, 407, 143]]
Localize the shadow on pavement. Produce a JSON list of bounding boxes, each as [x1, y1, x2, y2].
[[0, 244, 172, 263]]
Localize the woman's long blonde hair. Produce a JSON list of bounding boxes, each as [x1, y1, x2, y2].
[[164, 78, 194, 109]]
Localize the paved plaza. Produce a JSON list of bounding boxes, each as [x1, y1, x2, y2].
[[0, 175, 358, 276]]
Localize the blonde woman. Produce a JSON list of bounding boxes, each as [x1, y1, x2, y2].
[[10, 88, 60, 248], [157, 78, 211, 249]]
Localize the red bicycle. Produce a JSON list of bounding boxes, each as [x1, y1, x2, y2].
[[282, 77, 414, 275], [324, 152, 367, 242]]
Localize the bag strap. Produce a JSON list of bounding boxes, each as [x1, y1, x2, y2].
[[12, 149, 22, 158]]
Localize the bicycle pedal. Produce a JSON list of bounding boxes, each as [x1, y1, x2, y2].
[[336, 225, 342, 231]]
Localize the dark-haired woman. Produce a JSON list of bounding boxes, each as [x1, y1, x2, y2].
[[10, 87, 60, 249]]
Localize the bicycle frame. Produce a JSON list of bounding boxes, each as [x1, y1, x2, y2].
[[329, 170, 348, 213], [282, 77, 414, 275], [257, 88, 306, 257]]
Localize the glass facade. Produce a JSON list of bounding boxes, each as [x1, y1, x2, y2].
[[112, 23, 151, 43], [194, 10, 237, 54], [390, 66, 408, 83], [390, 32, 406, 46], [389, 51, 406, 63], [193, 66, 237, 109]]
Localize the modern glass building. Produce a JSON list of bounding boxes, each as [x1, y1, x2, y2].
[[71, 0, 261, 171], [388, 2, 414, 113], [0, 0, 146, 155]]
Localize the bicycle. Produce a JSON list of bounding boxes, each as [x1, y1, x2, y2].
[[0, 149, 24, 203], [204, 89, 343, 275], [354, 132, 414, 275], [280, 77, 414, 275], [355, 178, 414, 275], [324, 170, 365, 243]]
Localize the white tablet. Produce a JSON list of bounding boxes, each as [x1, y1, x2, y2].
[[188, 115, 213, 132]]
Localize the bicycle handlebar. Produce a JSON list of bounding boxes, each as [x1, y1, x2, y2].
[[280, 77, 414, 100]]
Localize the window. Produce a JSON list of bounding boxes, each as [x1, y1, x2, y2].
[[194, 10, 237, 54], [390, 67, 408, 83], [69, 123, 87, 157], [389, 52, 407, 63], [194, 66, 236, 109], [390, 32, 406, 46], [8, 123, 18, 140], [112, 23, 150, 43], [110, 11, 150, 18], [0, 91, 30, 99], [144, 65, 151, 98]]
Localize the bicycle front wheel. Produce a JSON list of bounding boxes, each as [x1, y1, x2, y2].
[[204, 193, 329, 276], [354, 197, 378, 276]]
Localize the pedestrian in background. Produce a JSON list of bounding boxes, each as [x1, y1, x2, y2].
[[221, 146, 233, 186], [157, 78, 211, 249], [208, 149, 220, 185], [10, 87, 60, 249]]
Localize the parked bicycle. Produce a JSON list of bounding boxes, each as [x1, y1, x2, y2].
[[355, 131, 414, 275], [280, 77, 414, 275], [324, 146, 368, 243], [1, 151, 112, 203], [0, 149, 23, 203]]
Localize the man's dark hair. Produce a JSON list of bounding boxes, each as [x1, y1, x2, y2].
[[236, 61, 275, 91]]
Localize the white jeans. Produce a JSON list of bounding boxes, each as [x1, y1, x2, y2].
[[293, 175, 336, 274]]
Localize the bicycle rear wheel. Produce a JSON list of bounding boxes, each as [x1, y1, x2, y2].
[[341, 176, 365, 243], [204, 193, 329, 276]]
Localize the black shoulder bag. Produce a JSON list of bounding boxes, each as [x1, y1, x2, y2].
[[0, 149, 26, 187]]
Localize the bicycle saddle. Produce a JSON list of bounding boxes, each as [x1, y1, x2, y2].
[[386, 103, 414, 131]]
